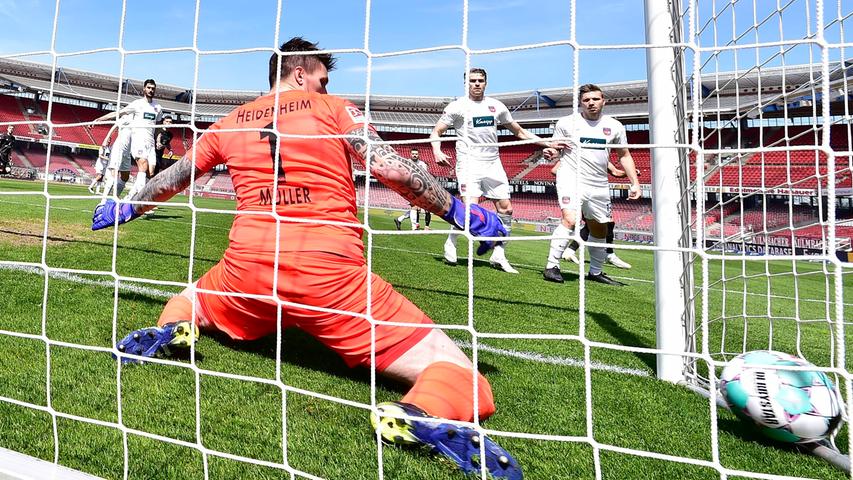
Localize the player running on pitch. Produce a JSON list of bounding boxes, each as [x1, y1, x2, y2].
[[431, 68, 558, 274], [94, 79, 163, 200], [394, 148, 433, 231], [542, 83, 641, 286]]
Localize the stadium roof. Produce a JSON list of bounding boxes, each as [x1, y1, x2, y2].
[[0, 57, 850, 126]]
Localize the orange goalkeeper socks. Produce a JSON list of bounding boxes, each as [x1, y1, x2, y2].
[[402, 361, 496, 422], [157, 295, 195, 328]]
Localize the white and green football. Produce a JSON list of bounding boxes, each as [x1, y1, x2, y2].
[[719, 350, 844, 444]]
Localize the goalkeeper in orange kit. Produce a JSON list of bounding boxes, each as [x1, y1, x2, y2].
[[92, 37, 521, 479]]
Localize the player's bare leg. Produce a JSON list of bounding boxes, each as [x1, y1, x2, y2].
[[443, 196, 480, 265]]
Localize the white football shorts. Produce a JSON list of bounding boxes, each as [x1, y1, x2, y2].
[[108, 136, 133, 172], [556, 170, 612, 223], [93, 156, 109, 176], [130, 134, 156, 167], [455, 159, 510, 200]]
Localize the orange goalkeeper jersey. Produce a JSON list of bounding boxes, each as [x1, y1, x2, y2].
[[189, 90, 369, 262]]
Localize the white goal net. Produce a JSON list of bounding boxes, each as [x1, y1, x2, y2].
[[0, 0, 850, 480]]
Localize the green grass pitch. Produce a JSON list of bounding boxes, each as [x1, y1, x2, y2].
[[0, 178, 850, 479]]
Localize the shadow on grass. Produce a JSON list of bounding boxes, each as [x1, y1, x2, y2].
[[139, 214, 184, 221], [716, 417, 803, 452], [397, 282, 581, 315], [587, 310, 656, 372], [203, 327, 499, 395]]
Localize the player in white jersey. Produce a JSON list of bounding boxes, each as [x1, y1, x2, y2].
[[542, 84, 641, 286], [394, 148, 433, 230], [93, 79, 163, 200], [97, 117, 134, 202], [87, 144, 111, 194], [431, 68, 557, 274]]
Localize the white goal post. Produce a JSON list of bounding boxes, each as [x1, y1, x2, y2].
[[644, 0, 695, 384], [650, 0, 852, 472], [0, 0, 851, 478]]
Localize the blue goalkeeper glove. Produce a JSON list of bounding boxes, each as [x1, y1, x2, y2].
[[92, 199, 140, 231], [440, 196, 507, 256]]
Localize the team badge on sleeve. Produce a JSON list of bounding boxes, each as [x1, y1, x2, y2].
[[346, 105, 366, 123]]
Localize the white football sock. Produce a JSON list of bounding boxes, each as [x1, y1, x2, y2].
[[494, 212, 513, 258], [410, 207, 418, 230], [124, 173, 146, 200], [445, 231, 459, 250], [588, 234, 607, 275], [547, 224, 571, 269]]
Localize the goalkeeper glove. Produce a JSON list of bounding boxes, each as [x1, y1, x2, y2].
[[440, 196, 507, 256], [92, 199, 140, 231]]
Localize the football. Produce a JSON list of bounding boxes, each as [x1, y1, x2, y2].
[[719, 350, 844, 443]]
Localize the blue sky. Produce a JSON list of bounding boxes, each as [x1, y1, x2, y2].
[[0, 0, 847, 97]]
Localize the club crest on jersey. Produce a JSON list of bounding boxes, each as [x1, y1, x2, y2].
[[603, 127, 611, 136], [488, 106, 496, 112], [345, 105, 366, 123], [561, 196, 571, 205]]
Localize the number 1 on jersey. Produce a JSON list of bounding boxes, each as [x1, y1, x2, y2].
[[260, 122, 286, 181]]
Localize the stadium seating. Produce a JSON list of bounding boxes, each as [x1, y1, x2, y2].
[[4, 94, 853, 246], [0, 96, 28, 136], [42, 101, 96, 144]]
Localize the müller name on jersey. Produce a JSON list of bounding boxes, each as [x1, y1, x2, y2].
[[258, 186, 312, 206]]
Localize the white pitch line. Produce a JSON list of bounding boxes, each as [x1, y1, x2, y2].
[[1, 263, 175, 299], [456, 340, 651, 377], [0, 262, 650, 377], [1, 196, 849, 307], [371, 244, 853, 307]]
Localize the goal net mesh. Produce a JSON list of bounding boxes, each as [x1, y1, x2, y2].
[[0, 0, 850, 479]]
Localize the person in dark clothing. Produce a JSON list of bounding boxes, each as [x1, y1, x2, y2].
[[153, 116, 174, 176], [0, 125, 15, 175]]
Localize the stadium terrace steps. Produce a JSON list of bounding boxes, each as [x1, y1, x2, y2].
[[10, 150, 33, 169]]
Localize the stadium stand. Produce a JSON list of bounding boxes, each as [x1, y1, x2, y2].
[[1, 60, 851, 243]]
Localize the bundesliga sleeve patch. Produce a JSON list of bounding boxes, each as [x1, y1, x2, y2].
[[346, 105, 366, 123]]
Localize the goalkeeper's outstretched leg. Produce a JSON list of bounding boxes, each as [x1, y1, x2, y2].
[[369, 330, 521, 478]]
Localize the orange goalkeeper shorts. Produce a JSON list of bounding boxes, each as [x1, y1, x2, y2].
[[194, 251, 433, 371]]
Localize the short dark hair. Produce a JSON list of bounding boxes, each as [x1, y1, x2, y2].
[[466, 68, 487, 81], [143, 79, 156, 88], [578, 84, 603, 97], [411, 147, 419, 152], [269, 37, 337, 88]]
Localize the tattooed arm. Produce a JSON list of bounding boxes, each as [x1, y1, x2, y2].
[[129, 156, 201, 215], [345, 126, 452, 216]]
